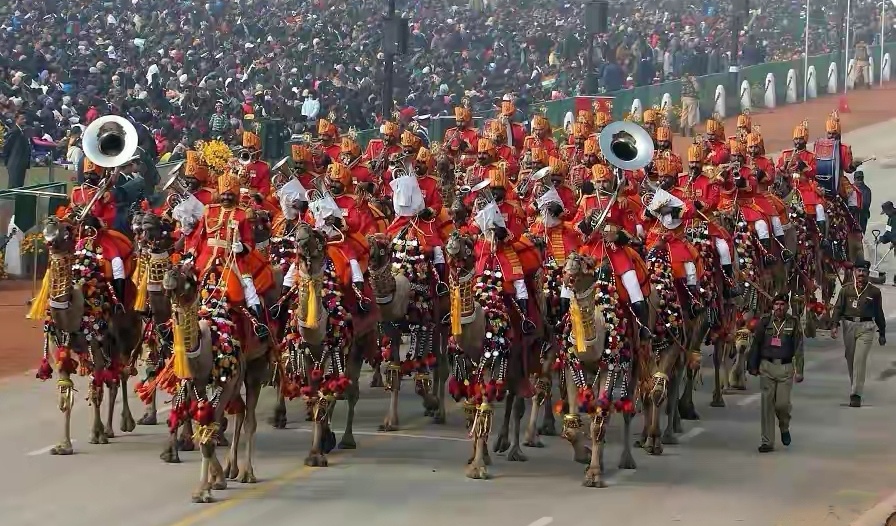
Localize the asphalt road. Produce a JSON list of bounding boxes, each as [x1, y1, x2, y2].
[[3, 121, 896, 526]]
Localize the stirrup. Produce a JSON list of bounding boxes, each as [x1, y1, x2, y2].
[[436, 280, 449, 297], [521, 317, 536, 335]]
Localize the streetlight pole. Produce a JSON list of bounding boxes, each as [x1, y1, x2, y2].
[[804, 0, 811, 100], [728, 0, 747, 115], [844, 0, 852, 93], [382, 0, 396, 121]]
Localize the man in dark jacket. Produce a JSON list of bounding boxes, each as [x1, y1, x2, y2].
[[2, 112, 32, 189]]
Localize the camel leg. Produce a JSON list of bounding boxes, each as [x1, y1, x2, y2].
[[192, 441, 214, 503], [505, 395, 528, 461], [618, 410, 637, 469], [664, 362, 683, 439], [104, 377, 119, 439], [678, 367, 700, 421], [160, 425, 182, 463], [492, 392, 513, 454], [647, 351, 677, 454], [561, 365, 592, 465], [50, 372, 75, 456], [178, 418, 196, 451], [432, 336, 448, 425], [89, 378, 109, 445], [119, 373, 137, 432], [269, 391, 288, 429], [237, 378, 261, 483], [138, 385, 158, 425], [223, 405, 245, 480], [583, 411, 608, 488], [379, 361, 401, 432], [524, 376, 549, 447], [710, 342, 726, 407], [465, 405, 492, 480], [539, 390, 557, 435], [304, 398, 329, 467], [369, 361, 385, 389], [339, 347, 362, 449]]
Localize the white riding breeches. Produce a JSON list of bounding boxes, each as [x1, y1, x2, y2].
[[815, 204, 827, 222], [111, 256, 126, 280], [514, 279, 529, 300], [621, 270, 644, 303], [349, 259, 364, 283], [283, 262, 297, 288], [753, 219, 770, 240], [848, 189, 858, 207], [713, 237, 732, 265], [684, 261, 698, 286], [560, 285, 573, 299], [771, 216, 785, 236], [432, 245, 446, 264], [241, 275, 261, 307]]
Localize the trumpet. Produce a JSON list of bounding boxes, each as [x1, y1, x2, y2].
[[270, 156, 293, 191], [238, 148, 256, 166], [75, 175, 115, 222], [516, 165, 551, 200]]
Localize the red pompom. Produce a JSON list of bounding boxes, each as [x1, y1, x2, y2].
[[195, 401, 215, 426], [35, 358, 53, 381], [310, 368, 324, 382], [425, 353, 437, 367], [167, 409, 181, 433], [225, 396, 246, 415]]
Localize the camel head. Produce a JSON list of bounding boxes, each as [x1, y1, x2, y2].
[[131, 210, 145, 238], [367, 232, 392, 271], [562, 252, 597, 294], [42, 217, 76, 254], [450, 194, 469, 225], [445, 230, 475, 272], [140, 212, 175, 252], [163, 263, 198, 303], [294, 222, 326, 271]]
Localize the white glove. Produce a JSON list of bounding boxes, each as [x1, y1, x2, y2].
[[232, 241, 244, 254]]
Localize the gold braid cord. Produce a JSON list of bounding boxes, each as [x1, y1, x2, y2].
[[174, 301, 200, 354], [49, 253, 74, 299], [193, 422, 220, 446], [147, 252, 171, 289]]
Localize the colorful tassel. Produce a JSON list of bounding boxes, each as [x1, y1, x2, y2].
[[570, 297, 586, 354], [172, 321, 192, 379], [450, 285, 462, 336], [132, 264, 148, 311], [27, 271, 51, 320], [304, 282, 319, 329]]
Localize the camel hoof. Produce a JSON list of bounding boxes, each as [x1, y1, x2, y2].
[[432, 413, 446, 425], [618, 452, 637, 470], [538, 421, 558, 436], [191, 492, 214, 504], [304, 454, 328, 467], [710, 398, 726, 408], [338, 436, 357, 449], [216, 435, 229, 447], [121, 413, 137, 433], [269, 413, 288, 429], [103, 428, 115, 439], [582, 468, 607, 488], [211, 480, 227, 491], [523, 439, 545, 448], [224, 461, 239, 480], [321, 430, 337, 454], [137, 412, 158, 425], [647, 443, 664, 456], [672, 420, 684, 434], [492, 434, 510, 453], [369, 373, 385, 389], [506, 446, 528, 462], [97, 433, 110, 445], [661, 432, 679, 445], [237, 470, 257, 484], [678, 404, 700, 421], [177, 437, 195, 452], [378, 422, 398, 432], [575, 447, 592, 465], [465, 465, 490, 480], [484, 451, 493, 466], [50, 444, 74, 456]]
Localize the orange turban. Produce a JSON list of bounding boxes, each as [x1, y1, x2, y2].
[[570, 122, 588, 139], [583, 137, 599, 155], [184, 150, 209, 182], [687, 143, 703, 163], [655, 126, 671, 142], [576, 109, 594, 128], [415, 147, 435, 170], [594, 111, 611, 128], [490, 163, 509, 188], [242, 131, 261, 150], [529, 147, 548, 165], [292, 144, 312, 163], [340, 137, 360, 157], [591, 164, 612, 181], [454, 106, 472, 122], [217, 172, 241, 196], [793, 121, 809, 140], [326, 162, 352, 188], [729, 141, 746, 157], [401, 130, 421, 148], [477, 137, 496, 154], [549, 157, 568, 176], [318, 118, 339, 138], [486, 119, 506, 141], [531, 115, 550, 133], [737, 113, 752, 129], [706, 118, 722, 138], [825, 110, 841, 133], [382, 121, 399, 137], [746, 131, 763, 148]]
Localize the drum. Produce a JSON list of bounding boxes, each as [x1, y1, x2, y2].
[[813, 138, 840, 196]]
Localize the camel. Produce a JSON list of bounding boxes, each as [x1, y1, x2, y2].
[[160, 264, 242, 502], [556, 252, 640, 488], [444, 231, 532, 480], [277, 222, 364, 465], [37, 217, 142, 455]]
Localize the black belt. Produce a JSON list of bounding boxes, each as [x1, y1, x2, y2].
[[761, 357, 793, 365], [843, 316, 874, 322]]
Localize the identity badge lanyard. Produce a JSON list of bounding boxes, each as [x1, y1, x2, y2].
[[770, 319, 785, 347]]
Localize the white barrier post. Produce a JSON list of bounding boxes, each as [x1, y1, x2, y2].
[[828, 62, 839, 93], [714, 84, 726, 117], [740, 80, 752, 110], [786, 69, 798, 103], [807, 66, 818, 98], [630, 99, 643, 121], [764, 73, 776, 108]]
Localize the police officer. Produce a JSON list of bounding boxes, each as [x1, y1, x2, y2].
[[748, 293, 804, 453], [831, 258, 887, 407]]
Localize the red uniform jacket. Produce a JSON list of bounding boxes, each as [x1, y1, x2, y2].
[[469, 199, 527, 282], [193, 187, 217, 206], [776, 149, 821, 208], [522, 135, 558, 158], [574, 193, 639, 238], [525, 183, 576, 222], [323, 143, 341, 163], [561, 144, 587, 166], [496, 144, 520, 179], [387, 175, 445, 249], [245, 160, 272, 197], [705, 140, 731, 165], [362, 139, 402, 166], [722, 167, 776, 221], [529, 218, 581, 266], [506, 122, 527, 155], [444, 127, 480, 154], [674, 173, 730, 241], [70, 184, 133, 264]]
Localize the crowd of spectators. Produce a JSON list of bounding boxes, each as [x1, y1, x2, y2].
[[0, 0, 888, 169]]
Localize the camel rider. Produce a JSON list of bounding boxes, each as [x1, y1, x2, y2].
[[323, 160, 376, 271], [70, 158, 137, 304], [484, 119, 520, 179], [641, 108, 662, 142], [465, 166, 534, 331], [517, 145, 550, 189], [564, 110, 595, 146], [362, 120, 402, 175], [499, 94, 527, 156], [645, 170, 702, 296], [678, 142, 736, 281], [655, 124, 683, 175], [318, 117, 342, 164], [183, 171, 273, 339], [562, 123, 589, 165], [183, 150, 217, 205], [524, 157, 576, 223], [387, 147, 448, 285], [443, 102, 480, 165], [384, 130, 424, 194], [290, 144, 319, 191], [723, 140, 780, 264], [594, 109, 612, 135], [268, 177, 313, 318], [703, 116, 731, 166], [823, 110, 865, 214], [574, 163, 651, 337], [239, 131, 272, 198], [570, 136, 600, 192], [776, 121, 826, 242], [746, 130, 788, 245], [465, 138, 508, 208], [523, 115, 558, 158], [731, 112, 758, 146], [339, 135, 377, 195]]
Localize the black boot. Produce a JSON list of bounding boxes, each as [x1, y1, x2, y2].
[[776, 235, 793, 262], [354, 281, 371, 313], [721, 265, 742, 298], [817, 221, 831, 250], [249, 305, 270, 340], [686, 285, 703, 316], [517, 299, 535, 335], [631, 300, 652, 340], [112, 278, 127, 312], [555, 297, 570, 331], [759, 238, 777, 264], [435, 263, 449, 297]]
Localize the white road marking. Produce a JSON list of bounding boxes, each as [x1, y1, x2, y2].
[[526, 517, 554, 526], [738, 393, 761, 406], [28, 440, 77, 456], [850, 488, 896, 526], [679, 427, 705, 442], [293, 427, 468, 442]]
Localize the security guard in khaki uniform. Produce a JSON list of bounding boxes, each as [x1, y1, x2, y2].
[[748, 293, 804, 453], [831, 258, 887, 407]]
